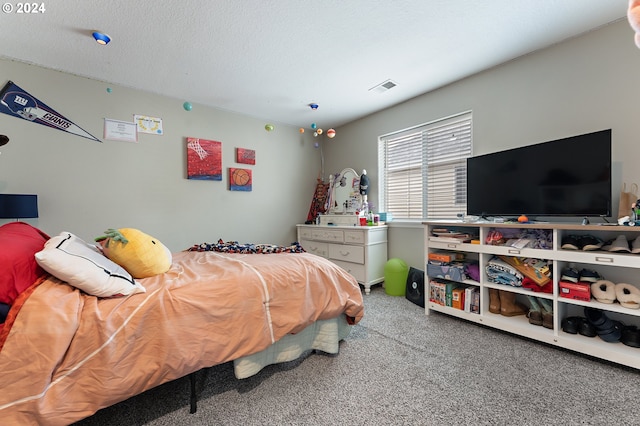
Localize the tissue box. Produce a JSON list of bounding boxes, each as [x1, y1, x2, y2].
[[378, 212, 393, 222]]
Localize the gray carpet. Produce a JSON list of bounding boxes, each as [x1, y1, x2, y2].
[[76, 286, 640, 426]]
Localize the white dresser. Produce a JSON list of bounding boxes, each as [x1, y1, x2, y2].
[[297, 224, 388, 294]]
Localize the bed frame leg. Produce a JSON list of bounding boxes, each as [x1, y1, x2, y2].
[[189, 372, 198, 414]]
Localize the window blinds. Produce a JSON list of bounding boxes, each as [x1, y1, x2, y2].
[[378, 112, 472, 219]]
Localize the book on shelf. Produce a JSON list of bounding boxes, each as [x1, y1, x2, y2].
[[464, 287, 474, 312], [429, 235, 472, 243], [470, 288, 480, 314]]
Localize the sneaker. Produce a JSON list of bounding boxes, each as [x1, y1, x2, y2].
[[632, 236, 640, 254], [608, 235, 631, 253], [561, 267, 580, 283], [561, 235, 580, 250], [578, 268, 601, 283], [578, 235, 603, 251]]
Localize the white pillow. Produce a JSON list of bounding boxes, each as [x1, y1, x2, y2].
[[35, 232, 146, 298]]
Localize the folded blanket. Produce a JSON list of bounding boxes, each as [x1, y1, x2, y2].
[[485, 257, 523, 287], [187, 239, 305, 254]]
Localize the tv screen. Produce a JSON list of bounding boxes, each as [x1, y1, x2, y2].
[[466, 129, 611, 218]]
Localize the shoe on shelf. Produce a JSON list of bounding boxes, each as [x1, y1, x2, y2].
[[561, 316, 579, 334], [584, 307, 622, 343], [621, 325, 640, 347], [537, 297, 554, 329], [598, 320, 624, 343], [499, 290, 527, 317], [578, 317, 597, 337], [489, 288, 501, 314], [578, 235, 603, 251], [560, 267, 580, 283], [526, 296, 543, 326], [632, 236, 640, 254], [590, 280, 616, 304], [561, 235, 580, 250], [608, 235, 631, 253], [578, 268, 601, 283], [615, 283, 640, 309]]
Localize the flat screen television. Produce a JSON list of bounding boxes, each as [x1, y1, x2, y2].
[[466, 129, 612, 219]]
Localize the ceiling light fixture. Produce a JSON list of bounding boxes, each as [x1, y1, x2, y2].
[[92, 31, 111, 45]]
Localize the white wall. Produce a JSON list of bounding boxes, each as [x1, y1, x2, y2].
[[325, 20, 640, 269], [3, 20, 639, 267], [0, 60, 324, 250]]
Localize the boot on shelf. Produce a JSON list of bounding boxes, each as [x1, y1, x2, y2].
[[489, 288, 501, 314], [537, 297, 554, 329], [499, 290, 527, 317], [526, 295, 543, 326]]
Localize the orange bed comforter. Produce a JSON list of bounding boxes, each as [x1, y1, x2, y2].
[[0, 251, 364, 425]]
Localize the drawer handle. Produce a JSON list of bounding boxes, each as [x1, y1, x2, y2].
[[594, 256, 614, 263], [339, 250, 351, 256], [508, 249, 521, 255]]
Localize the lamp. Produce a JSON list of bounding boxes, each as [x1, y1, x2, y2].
[[92, 31, 111, 45], [0, 194, 38, 220]]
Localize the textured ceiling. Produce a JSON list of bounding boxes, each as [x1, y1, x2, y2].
[[0, 0, 628, 129]]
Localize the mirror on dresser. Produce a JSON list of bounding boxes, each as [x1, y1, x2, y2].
[[328, 167, 362, 214], [316, 167, 363, 226]]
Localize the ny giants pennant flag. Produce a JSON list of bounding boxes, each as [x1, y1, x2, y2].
[[0, 80, 100, 142]]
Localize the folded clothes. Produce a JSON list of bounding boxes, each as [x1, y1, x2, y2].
[[486, 257, 523, 287], [486, 257, 523, 279], [521, 276, 553, 293]]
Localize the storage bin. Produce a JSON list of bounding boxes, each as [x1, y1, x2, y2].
[[427, 262, 467, 282], [384, 258, 408, 296]]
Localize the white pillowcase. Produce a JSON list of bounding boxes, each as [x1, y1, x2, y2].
[[35, 232, 146, 298]]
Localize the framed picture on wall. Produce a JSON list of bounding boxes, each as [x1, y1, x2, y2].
[[186, 137, 222, 180], [229, 168, 252, 191], [236, 147, 255, 165]]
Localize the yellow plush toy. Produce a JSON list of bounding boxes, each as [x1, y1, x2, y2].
[[95, 228, 172, 279]]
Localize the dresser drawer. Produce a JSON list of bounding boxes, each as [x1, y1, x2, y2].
[[298, 227, 314, 240], [344, 230, 365, 244], [332, 259, 365, 282], [311, 229, 344, 243], [299, 239, 329, 258], [328, 243, 364, 264]]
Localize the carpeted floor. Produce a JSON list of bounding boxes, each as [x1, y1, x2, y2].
[[76, 286, 640, 426]]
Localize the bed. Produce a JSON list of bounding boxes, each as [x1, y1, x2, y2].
[[0, 223, 364, 425]]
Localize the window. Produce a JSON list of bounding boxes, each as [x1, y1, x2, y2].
[[378, 112, 472, 220]]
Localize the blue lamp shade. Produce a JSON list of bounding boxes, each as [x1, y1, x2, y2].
[[92, 31, 111, 45], [0, 194, 38, 219]]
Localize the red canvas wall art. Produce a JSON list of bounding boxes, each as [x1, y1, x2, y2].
[[236, 148, 255, 165], [186, 137, 222, 180], [229, 168, 252, 191]]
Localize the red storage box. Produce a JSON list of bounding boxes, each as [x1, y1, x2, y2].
[[559, 281, 591, 302]]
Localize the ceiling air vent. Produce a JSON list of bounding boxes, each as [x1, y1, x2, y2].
[[369, 79, 397, 94]]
